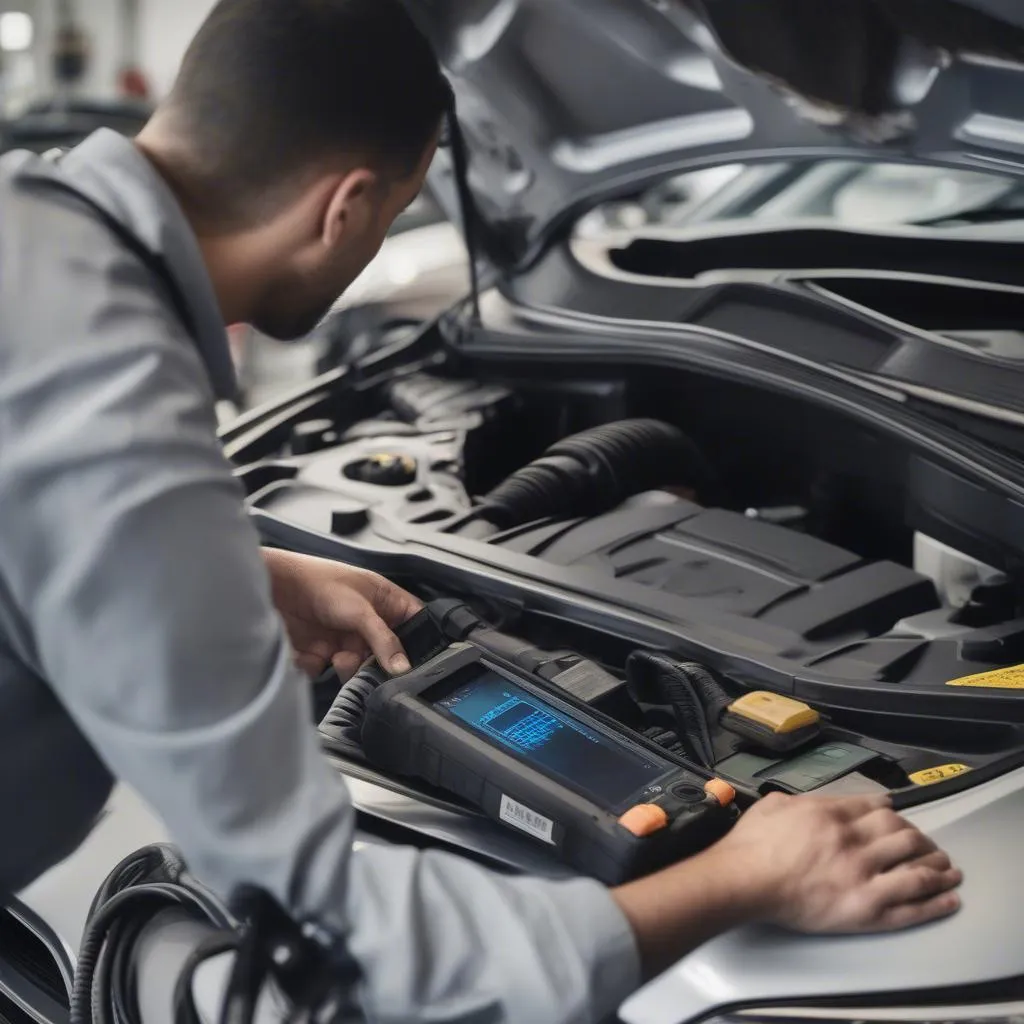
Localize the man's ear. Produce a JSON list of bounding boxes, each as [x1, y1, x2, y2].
[[322, 168, 378, 248]]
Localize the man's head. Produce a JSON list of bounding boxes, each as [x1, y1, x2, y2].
[[137, 0, 449, 340]]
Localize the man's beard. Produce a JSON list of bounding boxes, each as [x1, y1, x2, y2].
[[251, 277, 347, 342], [252, 303, 331, 342]]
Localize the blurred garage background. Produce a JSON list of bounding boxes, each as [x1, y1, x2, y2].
[[6, 3, 1013, 421], [0, 0, 467, 419]]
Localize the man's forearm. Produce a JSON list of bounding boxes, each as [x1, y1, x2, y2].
[[613, 844, 770, 979]]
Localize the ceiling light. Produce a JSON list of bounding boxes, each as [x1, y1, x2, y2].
[[0, 12, 34, 53]]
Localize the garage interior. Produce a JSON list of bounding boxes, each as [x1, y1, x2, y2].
[[2, 3, 1023, 1024]]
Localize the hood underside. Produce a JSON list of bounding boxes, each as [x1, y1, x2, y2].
[[409, 0, 1024, 266]]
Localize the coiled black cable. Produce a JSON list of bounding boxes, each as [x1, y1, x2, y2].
[[72, 845, 233, 1024], [171, 933, 240, 1024], [84, 845, 191, 925], [476, 419, 715, 530], [217, 888, 362, 1024], [74, 845, 361, 1024]]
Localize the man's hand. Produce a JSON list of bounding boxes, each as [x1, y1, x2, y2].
[[613, 794, 962, 978], [262, 548, 423, 680], [720, 793, 961, 933]]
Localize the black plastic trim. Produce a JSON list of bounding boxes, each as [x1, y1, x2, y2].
[[253, 506, 1024, 725]]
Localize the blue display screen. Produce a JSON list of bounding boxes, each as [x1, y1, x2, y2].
[[434, 670, 671, 808]]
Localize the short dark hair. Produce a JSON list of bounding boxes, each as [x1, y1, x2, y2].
[[160, 0, 449, 224]]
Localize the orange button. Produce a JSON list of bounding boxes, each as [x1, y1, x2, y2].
[[704, 778, 736, 807], [618, 803, 669, 837]]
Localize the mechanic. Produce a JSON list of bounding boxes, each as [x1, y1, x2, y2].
[[0, 1, 962, 1022]]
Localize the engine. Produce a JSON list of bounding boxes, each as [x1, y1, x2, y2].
[[237, 370, 1024, 800]]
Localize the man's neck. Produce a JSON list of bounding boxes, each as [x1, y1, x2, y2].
[[133, 131, 265, 326]]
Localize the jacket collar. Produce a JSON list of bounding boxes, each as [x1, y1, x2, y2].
[[54, 129, 239, 401]]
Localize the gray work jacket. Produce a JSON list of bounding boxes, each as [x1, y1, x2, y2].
[[0, 129, 639, 1023]]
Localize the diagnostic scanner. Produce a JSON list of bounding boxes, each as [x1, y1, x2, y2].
[[359, 643, 737, 884]]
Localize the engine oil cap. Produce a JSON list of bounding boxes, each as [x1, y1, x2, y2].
[[345, 453, 417, 486], [618, 803, 669, 837]]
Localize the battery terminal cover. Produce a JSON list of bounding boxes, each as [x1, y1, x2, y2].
[[720, 691, 822, 755], [727, 692, 820, 733]]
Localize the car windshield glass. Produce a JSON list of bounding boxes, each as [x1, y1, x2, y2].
[[575, 160, 1023, 237]]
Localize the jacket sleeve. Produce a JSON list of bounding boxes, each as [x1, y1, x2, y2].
[[0, 246, 640, 1024]]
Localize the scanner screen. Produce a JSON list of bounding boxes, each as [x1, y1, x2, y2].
[[435, 670, 671, 808]]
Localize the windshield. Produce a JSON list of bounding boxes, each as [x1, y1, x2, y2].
[[575, 160, 1024, 237]]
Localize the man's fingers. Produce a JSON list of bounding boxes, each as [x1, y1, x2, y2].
[[872, 856, 962, 910], [874, 889, 962, 932], [361, 573, 423, 628], [851, 807, 910, 843], [355, 602, 412, 674], [331, 649, 366, 683], [295, 652, 329, 679], [824, 794, 892, 821], [356, 573, 422, 671], [865, 827, 939, 872]]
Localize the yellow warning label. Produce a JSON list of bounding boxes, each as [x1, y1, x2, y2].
[[947, 665, 1024, 689], [909, 764, 971, 786]]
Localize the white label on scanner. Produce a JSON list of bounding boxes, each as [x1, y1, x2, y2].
[[499, 795, 555, 844]]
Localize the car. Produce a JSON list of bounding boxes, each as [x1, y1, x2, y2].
[[311, 156, 1024, 375], [0, 98, 153, 155], [10, 2, 1024, 1023]]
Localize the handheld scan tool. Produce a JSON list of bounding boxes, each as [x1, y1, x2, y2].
[[360, 643, 737, 884]]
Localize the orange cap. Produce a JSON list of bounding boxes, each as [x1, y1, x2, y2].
[[618, 803, 670, 837], [704, 778, 737, 807]]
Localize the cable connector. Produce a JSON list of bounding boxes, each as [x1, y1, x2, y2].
[[222, 887, 361, 1024]]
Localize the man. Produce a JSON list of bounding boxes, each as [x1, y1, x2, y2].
[[0, 1, 961, 1022]]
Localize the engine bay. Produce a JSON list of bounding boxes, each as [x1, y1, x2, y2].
[[238, 365, 1024, 822]]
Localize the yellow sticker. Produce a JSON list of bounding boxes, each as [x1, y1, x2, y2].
[[909, 764, 971, 786], [946, 665, 1024, 689]]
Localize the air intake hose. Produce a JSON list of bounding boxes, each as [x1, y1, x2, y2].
[[476, 418, 712, 530]]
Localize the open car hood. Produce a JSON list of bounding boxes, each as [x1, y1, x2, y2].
[[408, 0, 1024, 267]]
